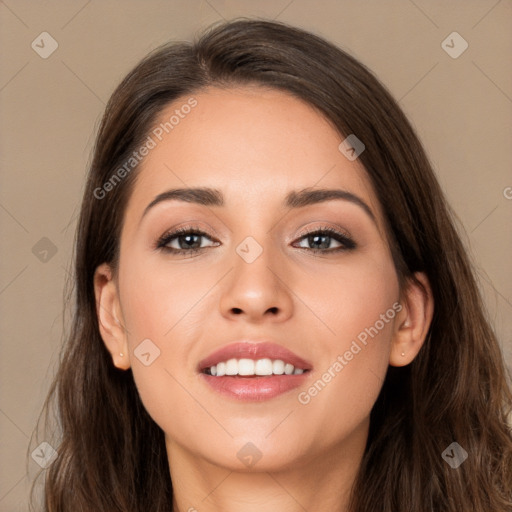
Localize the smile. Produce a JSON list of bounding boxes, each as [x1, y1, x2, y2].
[[198, 341, 312, 401], [203, 358, 308, 376]]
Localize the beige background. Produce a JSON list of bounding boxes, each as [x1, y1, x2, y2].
[[0, 1, 511, 509]]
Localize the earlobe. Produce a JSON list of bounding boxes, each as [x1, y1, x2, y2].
[[93, 262, 130, 370], [389, 272, 434, 367]]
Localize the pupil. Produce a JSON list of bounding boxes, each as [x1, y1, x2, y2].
[[181, 234, 199, 249], [310, 234, 329, 249]]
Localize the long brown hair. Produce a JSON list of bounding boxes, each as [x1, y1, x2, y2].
[[30, 18, 512, 511]]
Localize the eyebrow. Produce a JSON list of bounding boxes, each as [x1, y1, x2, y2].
[[141, 187, 376, 224]]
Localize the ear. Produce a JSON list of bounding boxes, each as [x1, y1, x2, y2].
[[93, 262, 130, 370], [389, 272, 434, 367]]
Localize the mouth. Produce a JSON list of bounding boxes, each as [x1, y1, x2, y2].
[[202, 358, 310, 377], [197, 341, 312, 401], [198, 340, 312, 374]]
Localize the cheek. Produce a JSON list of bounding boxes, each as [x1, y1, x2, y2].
[[297, 251, 399, 430], [298, 245, 399, 346], [117, 255, 214, 435], [119, 255, 206, 341]]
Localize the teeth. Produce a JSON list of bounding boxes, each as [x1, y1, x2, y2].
[[225, 358, 238, 375], [255, 358, 273, 375], [272, 359, 285, 375], [205, 358, 307, 377], [238, 358, 255, 375]]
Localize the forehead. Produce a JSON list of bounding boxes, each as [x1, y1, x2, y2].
[[125, 86, 382, 224]]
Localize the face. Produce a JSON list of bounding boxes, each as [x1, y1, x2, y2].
[[102, 86, 403, 471]]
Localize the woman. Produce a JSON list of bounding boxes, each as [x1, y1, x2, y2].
[[31, 18, 512, 512]]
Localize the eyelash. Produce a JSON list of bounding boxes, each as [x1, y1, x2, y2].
[[155, 224, 356, 256]]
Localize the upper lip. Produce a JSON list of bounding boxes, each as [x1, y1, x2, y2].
[[197, 341, 313, 372]]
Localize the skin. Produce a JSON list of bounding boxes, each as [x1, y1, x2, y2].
[[94, 86, 434, 512]]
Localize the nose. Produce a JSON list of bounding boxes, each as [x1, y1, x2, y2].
[[219, 240, 294, 324]]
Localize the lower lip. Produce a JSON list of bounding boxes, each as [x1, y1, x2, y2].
[[200, 372, 310, 401]]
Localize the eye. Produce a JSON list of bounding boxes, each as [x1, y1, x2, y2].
[[292, 226, 356, 253], [155, 224, 356, 256], [156, 226, 219, 255]]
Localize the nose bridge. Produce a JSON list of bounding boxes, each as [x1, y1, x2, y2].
[[218, 226, 293, 320], [236, 233, 277, 284]]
